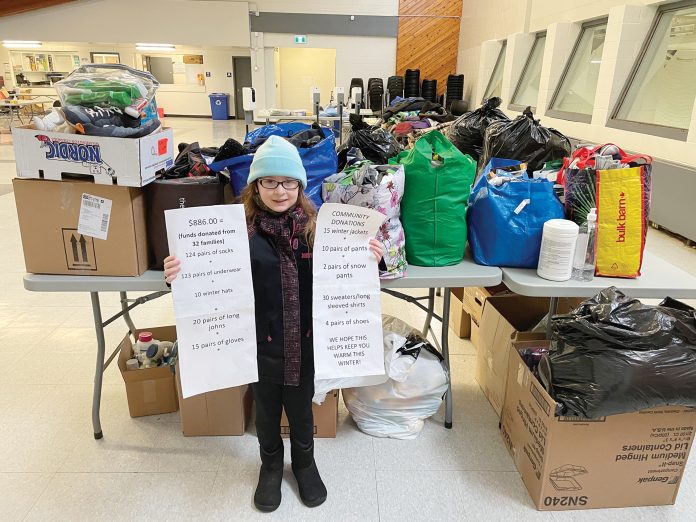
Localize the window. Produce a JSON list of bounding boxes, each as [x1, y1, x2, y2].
[[547, 21, 607, 123], [610, 1, 696, 139], [482, 41, 506, 102], [90, 52, 120, 64], [510, 33, 546, 110]]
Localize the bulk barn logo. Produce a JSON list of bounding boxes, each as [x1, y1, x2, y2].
[[35, 134, 116, 177]]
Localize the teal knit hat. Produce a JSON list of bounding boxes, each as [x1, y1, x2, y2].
[[247, 135, 307, 188]]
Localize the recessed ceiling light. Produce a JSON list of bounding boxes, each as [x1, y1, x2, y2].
[[3, 40, 42, 49]]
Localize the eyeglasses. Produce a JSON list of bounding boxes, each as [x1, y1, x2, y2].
[[257, 179, 300, 190]]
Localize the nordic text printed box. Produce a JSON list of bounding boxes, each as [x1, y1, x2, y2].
[[12, 125, 174, 187]]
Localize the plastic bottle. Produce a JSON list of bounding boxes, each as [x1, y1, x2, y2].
[[134, 332, 161, 368], [537, 219, 579, 282], [572, 208, 597, 281], [134, 332, 155, 355]]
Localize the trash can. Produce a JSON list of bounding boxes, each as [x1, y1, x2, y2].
[[209, 93, 229, 120]]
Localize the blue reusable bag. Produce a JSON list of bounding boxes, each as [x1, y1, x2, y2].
[[467, 158, 564, 267], [245, 122, 311, 142], [209, 124, 338, 208]]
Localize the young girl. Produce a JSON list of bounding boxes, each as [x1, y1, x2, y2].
[[164, 135, 383, 512]]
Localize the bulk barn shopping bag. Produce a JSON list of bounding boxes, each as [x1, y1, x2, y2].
[[322, 158, 407, 279], [390, 131, 475, 266], [562, 144, 652, 278], [467, 158, 564, 267]]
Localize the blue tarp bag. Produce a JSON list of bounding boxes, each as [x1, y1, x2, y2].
[[467, 158, 564, 267], [209, 123, 338, 208], [245, 122, 311, 142]]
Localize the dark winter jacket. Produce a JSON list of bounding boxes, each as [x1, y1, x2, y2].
[[249, 217, 314, 385]]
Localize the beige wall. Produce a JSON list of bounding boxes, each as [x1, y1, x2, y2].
[[0, 1, 250, 48], [253, 33, 396, 113], [277, 48, 336, 111], [3, 42, 249, 117], [457, 0, 696, 165], [252, 0, 398, 15]]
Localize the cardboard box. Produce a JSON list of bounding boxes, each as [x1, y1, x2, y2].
[[12, 125, 174, 186], [118, 326, 179, 418], [470, 316, 480, 350], [476, 296, 583, 417], [449, 288, 471, 338], [463, 284, 510, 326], [476, 295, 551, 416], [13, 178, 150, 276], [176, 368, 252, 436], [281, 390, 338, 438], [500, 342, 696, 511]]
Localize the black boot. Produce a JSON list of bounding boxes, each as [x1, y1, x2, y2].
[[254, 445, 284, 512], [291, 443, 327, 507]]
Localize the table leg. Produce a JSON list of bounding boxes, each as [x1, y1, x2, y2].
[[545, 296, 559, 340], [421, 288, 436, 338], [442, 287, 453, 429], [90, 292, 106, 440], [119, 291, 137, 337]]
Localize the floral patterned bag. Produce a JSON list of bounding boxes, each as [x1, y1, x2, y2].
[[322, 157, 407, 279]]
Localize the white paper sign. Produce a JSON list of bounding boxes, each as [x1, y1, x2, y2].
[[312, 203, 386, 380], [165, 204, 258, 398], [77, 193, 112, 240]]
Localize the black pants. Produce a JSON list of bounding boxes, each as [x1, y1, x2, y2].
[[252, 379, 314, 461]]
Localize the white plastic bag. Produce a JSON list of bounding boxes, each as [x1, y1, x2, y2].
[[313, 374, 386, 405], [342, 316, 449, 439]]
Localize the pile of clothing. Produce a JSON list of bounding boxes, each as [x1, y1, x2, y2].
[[381, 97, 455, 148], [34, 63, 161, 138]]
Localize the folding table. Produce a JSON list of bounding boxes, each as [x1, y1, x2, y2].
[[501, 251, 696, 337], [24, 259, 501, 439]]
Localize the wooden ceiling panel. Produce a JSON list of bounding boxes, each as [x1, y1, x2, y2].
[[0, 0, 76, 18], [399, 0, 461, 18], [396, 17, 461, 96]]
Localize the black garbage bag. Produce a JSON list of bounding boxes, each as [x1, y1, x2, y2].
[[479, 107, 571, 176], [212, 138, 246, 163], [543, 287, 696, 419], [337, 114, 401, 169], [447, 97, 509, 162], [287, 124, 325, 148]]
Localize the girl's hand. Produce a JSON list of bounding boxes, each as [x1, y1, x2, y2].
[[163, 255, 181, 283], [368, 239, 384, 263]]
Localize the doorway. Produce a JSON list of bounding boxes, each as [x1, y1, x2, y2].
[[233, 57, 252, 120], [277, 48, 336, 112], [145, 56, 174, 84]]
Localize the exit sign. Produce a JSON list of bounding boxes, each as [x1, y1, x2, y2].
[[294, 35, 307, 44]]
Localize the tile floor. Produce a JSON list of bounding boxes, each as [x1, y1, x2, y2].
[[1, 117, 696, 521]]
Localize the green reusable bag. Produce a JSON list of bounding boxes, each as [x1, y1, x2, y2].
[[390, 131, 476, 266]]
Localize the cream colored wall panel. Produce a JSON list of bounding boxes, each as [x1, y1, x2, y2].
[[0, 1, 250, 47], [536, 22, 580, 116], [252, 0, 399, 15], [277, 48, 336, 111], [506, 32, 536, 106], [596, 4, 655, 124], [253, 32, 396, 115], [476, 40, 505, 104]]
